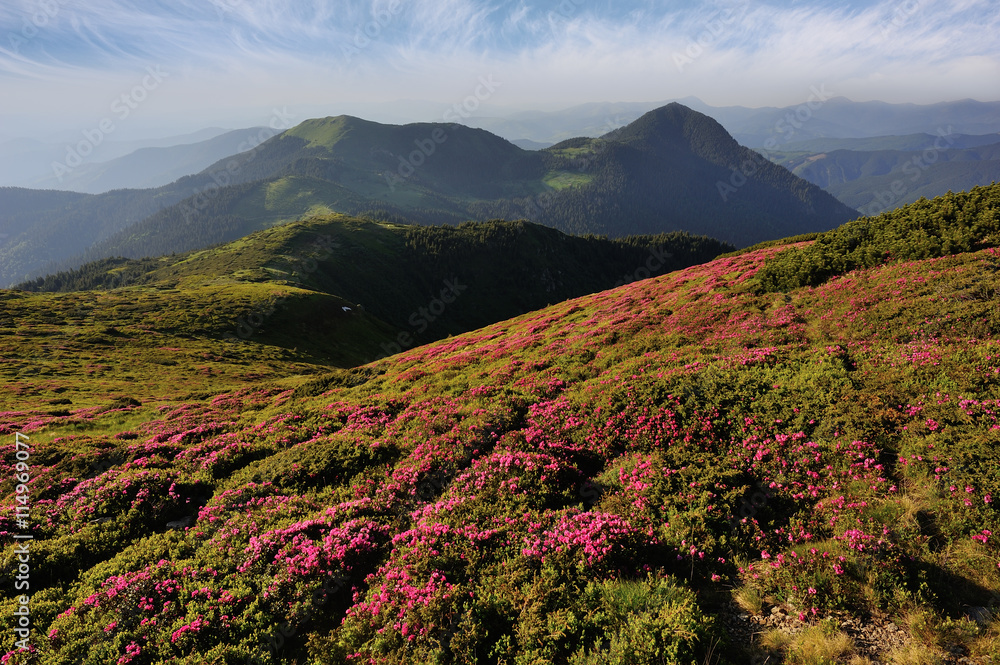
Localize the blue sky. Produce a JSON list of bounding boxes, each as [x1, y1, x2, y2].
[[1, 0, 998, 139]]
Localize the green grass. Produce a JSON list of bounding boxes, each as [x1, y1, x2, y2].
[[543, 171, 596, 191], [283, 116, 355, 149], [229, 175, 369, 223], [546, 141, 602, 159]]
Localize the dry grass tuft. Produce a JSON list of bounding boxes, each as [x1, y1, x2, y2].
[[886, 643, 943, 665], [734, 586, 764, 616], [900, 608, 939, 647], [759, 628, 793, 652], [757, 625, 857, 665]]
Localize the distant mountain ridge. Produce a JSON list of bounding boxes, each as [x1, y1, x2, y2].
[[0, 186, 186, 287], [786, 143, 1000, 187], [27, 128, 266, 194], [0, 127, 233, 189], [5, 103, 855, 286], [70, 103, 856, 268], [5, 97, 999, 193], [460, 97, 1000, 148], [764, 136, 1000, 214], [775, 132, 1000, 154]]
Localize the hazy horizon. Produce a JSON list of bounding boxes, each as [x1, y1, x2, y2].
[[4, 93, 1000, 147]]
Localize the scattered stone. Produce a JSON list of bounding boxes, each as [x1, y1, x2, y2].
[[166, 515, 195, 529], [963, 606, 993, 626]]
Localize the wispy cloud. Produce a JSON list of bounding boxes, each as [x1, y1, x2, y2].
[[0, 0, 996, 136]]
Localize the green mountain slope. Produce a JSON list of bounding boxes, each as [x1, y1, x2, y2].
[[2, 186, 1000, 663], [0, 186, 190, 287], [829, 162, 1000, 215], [560, 103, 858, 242], [31, 104, 856, 280], [756, 183, 1000, 290], [777, 132, 1000, 154], [15, 215, 733, 365], [765, 141, 1000, 215], [280, 115, 543, 198], [28, 128, 268, 194]]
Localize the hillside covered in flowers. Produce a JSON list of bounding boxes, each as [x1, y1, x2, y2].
[[2, 185, 1000, 663]]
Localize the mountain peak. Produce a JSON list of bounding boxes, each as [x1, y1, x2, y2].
[[282, 115, 379, 148], [601, 102, 737, 155]]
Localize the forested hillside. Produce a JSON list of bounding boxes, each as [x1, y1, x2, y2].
[[756, 184, 1000, 290], [0, 187, 184, 287], [764, 138, 1000, 214], [14, 216, 733, 363]]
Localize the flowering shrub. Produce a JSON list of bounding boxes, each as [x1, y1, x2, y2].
[[240, 515, 391, 607], [44, 559, 252, 663], [3, 189, 1000, 662], [522, 509, 654, 570]]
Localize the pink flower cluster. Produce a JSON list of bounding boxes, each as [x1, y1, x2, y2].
[[836, 527, 892, 553], [239, 515, 390, 586], [116, 641, 141, 665], [522, 510, 650, 566], [451, 449, 577, 496], [971, 529, 992, 544], [170, 616, 208, 644]]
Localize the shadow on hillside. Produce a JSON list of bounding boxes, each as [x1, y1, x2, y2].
[[910, 557, 1000, 618]]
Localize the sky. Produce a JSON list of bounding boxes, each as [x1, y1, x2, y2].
[[1, 0, 998, 140]]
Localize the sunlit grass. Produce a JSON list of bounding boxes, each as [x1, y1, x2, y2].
[[760, 625, 856, 665], [543, 171, 595, 191]]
